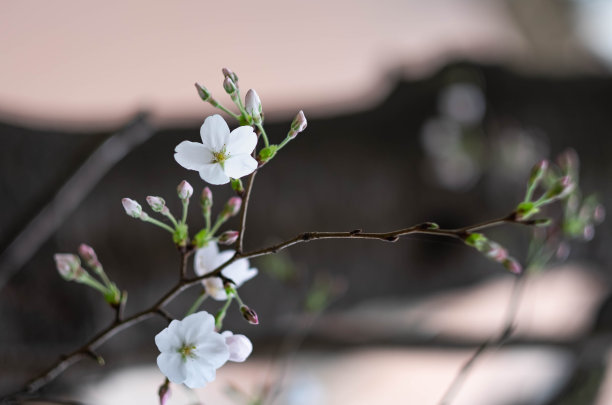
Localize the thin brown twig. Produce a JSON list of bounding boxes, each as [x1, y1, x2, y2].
[[437, 275, 527, 405], [236, 171, 256, 254], [2, 212, 530, 402]]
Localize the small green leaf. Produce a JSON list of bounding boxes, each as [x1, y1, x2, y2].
[[173, 223, 189, 246]]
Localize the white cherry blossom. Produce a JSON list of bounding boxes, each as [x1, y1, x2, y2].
[[194, 242, 258, 300], [221, 331, 253, 362], [174, 114, 258, 185], [155, 311, 229, 388]]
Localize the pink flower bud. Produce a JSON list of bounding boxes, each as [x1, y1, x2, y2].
[[503, 258, 522, 274], [528, 160, 548, 187], [223, 76, 237, 95], [54, 254, 82, 281], [223, 197, 242, 218], [240, 305, 259, 325], [222, 67, 239, 83], [484, 241, 508, 263], [177, 180, 193, 200], [194, 82, 211, 101], [158, 379, 171, 405], [121, 198, 142, 218], [544, 176, 575, 201], [245, 89, 262, 122], [146, 196, 166, 213], [557, 148, 579, 175], [78, 244, 99, 267], [221, 331, 253, 362], [201, 187, 213, 207], [218, 230, 239, 245], [289, 110, 307, 137]]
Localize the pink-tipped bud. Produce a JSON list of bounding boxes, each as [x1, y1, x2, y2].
[[177, 180, 193, 200], [121, 198, 142, 218], [544, 176, 575, 201], [240, 305, 259, 325], [245, 89, 262, 122], [528, 160, 548, 187], [594, 204, 606, 224], [557, 148, 579, 175], [54, 254, 83, 281], [221, 331, 253, 362], [78, 244, 99, 267], [218, 230, 239, 245], [222, 197, 242, 219], [146, 196, 166, 213], [484, 241, 508, 263], [223, 76, 237, 95], [194, 82, 211, 101], [158, 379, 170, 405], [503, 257, 522, 274], [289, 110, 307, 138], [222, 67, 239, 84], [201, 187, 213, 207]]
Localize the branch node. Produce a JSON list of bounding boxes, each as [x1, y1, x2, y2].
[[350, 229, 362, 235], [302, 232, 312, 241], [385, 235, 399, 242]]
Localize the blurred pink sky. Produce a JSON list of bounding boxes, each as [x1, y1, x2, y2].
[[0, 0, 526, 129]]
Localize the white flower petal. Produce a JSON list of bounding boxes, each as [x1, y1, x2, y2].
[[157, 352, 187, 384], [194, 243, 221, 276], [203, 277, 226, 300], [223, 259, 258, 286], [174, 141, 213, 171], [155, 320, 183, 352], [183, 357, 219, 388], [199, 163, 230, 185], [223, 331, 253, 362], [194, 331, 230, 369], [180, 312, 215, 343], [214, 250, 236, 269], [224, 155, 258, 179], [227, 126, 257, 155], [200, 114, 230, 152]]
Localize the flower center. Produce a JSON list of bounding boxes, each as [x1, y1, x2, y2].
[[212, 146, 229, 164], [178, 344, 196, 360]]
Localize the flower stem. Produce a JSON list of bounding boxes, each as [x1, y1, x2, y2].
[[185, 290, 208, 317], [181, 199, 189, 225], [142, 216, 175, 233], [256, 123, 270, 147]]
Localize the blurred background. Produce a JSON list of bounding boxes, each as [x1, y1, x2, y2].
[[1, 0, 611, 404]]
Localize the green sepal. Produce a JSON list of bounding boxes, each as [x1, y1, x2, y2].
[[104, 283, 121, 306], [231, 178, 244, 193], [194, 228, 209, 248], [173, 223, 189, 246], [258, 145, 279, 163], [516, 201, 539, 220]]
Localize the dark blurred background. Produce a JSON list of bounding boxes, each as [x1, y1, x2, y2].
[[1, 1, 611, 404]]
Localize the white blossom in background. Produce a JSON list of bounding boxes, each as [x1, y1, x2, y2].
[[174, 114, 257, 185], [154, 311, 229, 388], [195, 242, 258, 300], [221, 331, 253, 362]]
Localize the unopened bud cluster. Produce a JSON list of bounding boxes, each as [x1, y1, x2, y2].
[[464, 233, 522, 274]]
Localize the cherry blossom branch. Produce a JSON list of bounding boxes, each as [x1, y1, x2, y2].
[[2, 211, 535, 401]]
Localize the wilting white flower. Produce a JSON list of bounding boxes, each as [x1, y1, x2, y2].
[[195, 242, 257, 300], [174, 115, 257, 185], [155, 311, 229, 389], [221, 331, 253, 362]]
